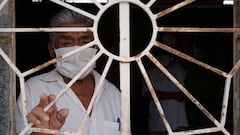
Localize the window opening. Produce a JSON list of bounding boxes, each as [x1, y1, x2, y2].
[[0, 0, 240, 135]]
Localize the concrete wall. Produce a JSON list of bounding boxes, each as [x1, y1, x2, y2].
[[233, 0, 240, 134], [0, 0, 15, 134]]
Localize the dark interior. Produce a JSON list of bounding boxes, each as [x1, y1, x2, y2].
[[15, 0, 233, 134]]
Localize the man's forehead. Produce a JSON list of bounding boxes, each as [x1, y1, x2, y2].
[[56, 31, 93, 38], [57, 32, 92, 36], [60, 23, 91, 27]]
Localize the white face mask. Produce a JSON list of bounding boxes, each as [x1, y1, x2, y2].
[[54, 46, 97, 80]]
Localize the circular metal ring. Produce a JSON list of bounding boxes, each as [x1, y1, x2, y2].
[[93, 0, 158, 62]]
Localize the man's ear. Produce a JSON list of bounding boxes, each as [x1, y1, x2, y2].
[[48, 42, 55, 58]]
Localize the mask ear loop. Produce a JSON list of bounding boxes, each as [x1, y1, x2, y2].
[[52, 45, 58, 67], [92, 45, 99, 54]]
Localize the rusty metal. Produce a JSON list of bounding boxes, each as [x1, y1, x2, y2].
[[78, 55, 112, 135], [230, 59, 240, 76], [220, 77, 232, 126], [0, 35, 11, 43], [233, 0, 240, 134], [119, 2, 131, 134], [0, 0, 9, 16], [0, 0, 239, 134], [19, 49, 103, 135], [155, 0, 196, 18], [22, 42, 95, 77], [136, 57, 173, 134], [159, 27, 240, 33], [145, 53, 230, 134], [154, 41, 229, 77], [0, 27, 93, 33], [0, 48, 22, 77]]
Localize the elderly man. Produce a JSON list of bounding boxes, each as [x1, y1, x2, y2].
[[16, 9, 120, 135]]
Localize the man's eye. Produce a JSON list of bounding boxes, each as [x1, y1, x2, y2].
[[81, 40, 90, 44], [64, 42, 72, 45], [62, 42, 73, 46], [79, 39, 92, 45]]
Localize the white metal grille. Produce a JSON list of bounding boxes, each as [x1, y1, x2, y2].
[[0, 0, 240, 135]]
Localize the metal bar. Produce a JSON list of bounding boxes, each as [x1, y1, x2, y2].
[[220, 77, 232, 126], [146, 0, 156, 8], [155, 0, 196, 19], [91, 0, 103, 9], [136, 58, 173, 134], [44, 51, 103, 112], [119, 2, 131, 135], [20, 49, 103, 135], [2, 27, 240, 33], [158, 27, 240, 33], [19, 77, 32, 135], [0, 0, 9, 16], [50, 0, 96, 20], [0, 27, 93, 32], [146, 53, 227, 133], [22, 41, 95, 77], [229, 59, 240, 76], [154, 41, 229, 77], [233, 0, 240, 134], [77, 56, 113, 135], [0, 47, 22, 77], [172, 127, 221, 135], [32, 128, 72, 135], [7, 0, 238, 134]]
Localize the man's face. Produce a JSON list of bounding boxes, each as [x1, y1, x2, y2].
[[54, 24, 94, 48]]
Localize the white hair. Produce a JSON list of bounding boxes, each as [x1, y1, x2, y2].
[[49, 9, 93, 44]]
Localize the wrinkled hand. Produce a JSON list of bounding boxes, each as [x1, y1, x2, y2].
[[26, 93, 69, 135]]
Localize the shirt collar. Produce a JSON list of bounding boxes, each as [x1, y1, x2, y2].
[[40, 69, 62, 82], [40, 69, 102, 84]]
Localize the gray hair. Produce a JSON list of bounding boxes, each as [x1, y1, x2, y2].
[[49, 9, 93, 43]]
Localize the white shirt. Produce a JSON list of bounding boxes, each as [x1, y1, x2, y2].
[[142, 60, 188, 132], [16, 69, 120, 135]]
